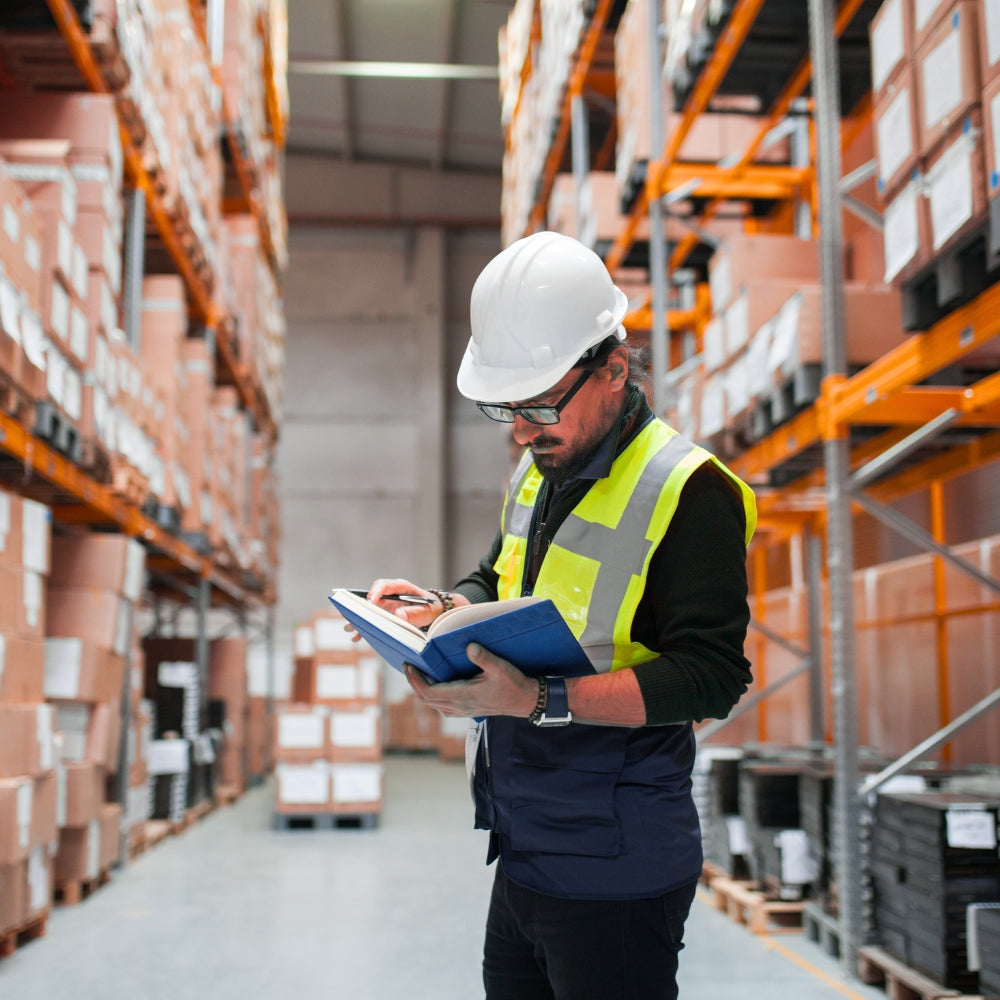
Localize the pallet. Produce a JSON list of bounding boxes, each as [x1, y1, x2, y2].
[[699, 858, 730, 887], [857, 946, 968, 1000], [802, 900, 842, 958], [214, 782, 243, 807], [32, 400, 82, 463], [54, 869, 111, 906], [78, 436, 112, 485], [171, 798, 214, 833], [273, 811, 380, 831], [0, 912, 48, 959], [708, 875, 804, 935]]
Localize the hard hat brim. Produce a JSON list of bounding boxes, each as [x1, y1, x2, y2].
[[457, 287, 628, 403]]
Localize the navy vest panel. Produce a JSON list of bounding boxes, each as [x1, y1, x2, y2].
[[473, 717, 702, 900]]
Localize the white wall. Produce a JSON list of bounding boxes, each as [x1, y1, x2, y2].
[[276, 225, 511, 651]]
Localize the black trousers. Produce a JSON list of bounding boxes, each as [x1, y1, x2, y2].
[[482, 864, 697, 1000]]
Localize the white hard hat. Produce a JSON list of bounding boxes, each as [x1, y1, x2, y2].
[[457, 231, 628, 403]]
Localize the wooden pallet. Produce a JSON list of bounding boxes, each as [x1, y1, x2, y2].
[[143, 819, 172, 850], [273, 811, 380, 831], [54, 868, 111, 906], [214, 783, 243, 807], [0, 912, 48, 959], [857, 946, 965, 1000], [699, 859, 730, 887], [802, 900, 842, 958], [708, 875, 804, 935]]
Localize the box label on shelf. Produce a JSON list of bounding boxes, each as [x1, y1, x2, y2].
[[883, 183, 921, 282], [871, 0, 905, 94], [926, 133, 974, 250], [945, 806, 996, 848], [877, 86, 915, 187], [922, 29, 962, 133]]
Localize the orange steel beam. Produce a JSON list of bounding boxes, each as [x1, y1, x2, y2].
[[605, 0, 767, 272], [258, 10, 287, 149], [729, 405, 823, 482], [623, 306, 698, 332], [661, 162, 810, 201], [0, 413, 252, 604], [528, 0, 614, 234]]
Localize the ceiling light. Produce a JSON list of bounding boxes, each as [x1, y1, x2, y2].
[[289, 60, 499, 80]]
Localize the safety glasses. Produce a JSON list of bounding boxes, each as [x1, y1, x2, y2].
[[476, 367, 595, 425]]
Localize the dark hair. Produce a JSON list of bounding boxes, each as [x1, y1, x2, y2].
[[574, 334, 649, 389]]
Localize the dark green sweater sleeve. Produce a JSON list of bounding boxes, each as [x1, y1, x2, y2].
[[631, 463, 753, 725]]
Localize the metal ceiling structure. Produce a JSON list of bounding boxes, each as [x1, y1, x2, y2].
[[286, 0, 509, 175]]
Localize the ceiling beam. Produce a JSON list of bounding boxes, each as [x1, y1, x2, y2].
[[331, 0, 354, 160], [433, 0, 459, 170]]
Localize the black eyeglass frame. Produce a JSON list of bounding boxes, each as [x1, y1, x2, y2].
[[475, 365, 596, 425]]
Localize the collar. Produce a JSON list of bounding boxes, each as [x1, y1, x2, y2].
[[549, 384, 653, 497]]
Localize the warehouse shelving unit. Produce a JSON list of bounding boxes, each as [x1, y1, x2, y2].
[[504, 0, 1000, 979]]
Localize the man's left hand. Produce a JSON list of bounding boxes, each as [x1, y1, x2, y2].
[[404, 642, 539, 719]]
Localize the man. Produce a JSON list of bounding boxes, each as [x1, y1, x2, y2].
[[366, 231, 756, 999]]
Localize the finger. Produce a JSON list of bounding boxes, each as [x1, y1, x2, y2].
[[466, 642, 509, 672]]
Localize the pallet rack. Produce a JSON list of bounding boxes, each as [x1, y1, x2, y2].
[[0, 0, 283, 872], [503, 0, 1000, 980]]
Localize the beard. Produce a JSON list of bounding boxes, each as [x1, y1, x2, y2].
[[530, 423, 608, 485]]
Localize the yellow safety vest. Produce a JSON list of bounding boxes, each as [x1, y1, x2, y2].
[[494, 418, 757, 673]]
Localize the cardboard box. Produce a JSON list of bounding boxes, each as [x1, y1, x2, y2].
[[922, 111, 987, 255], [870, 0, 914, 97], [0, 634, 45, 702], [55, 817, 99, 881], [61, 762, 103, 829], [44, 638, 127, 703], [883, 177, 934, 284], [708, 235, 820, 314], [915, 1, 982, 157], [0, 862, 22, 933], [98, 802, 120, 872], [45, 588, 133, 657], [874, 63, 920, 200], [49, 535, 146, 603], [0, 704, 54, 778], [914, 0, 957, 52], [0, 777, 32, 865], [30, 771, 57, 849], [982, 72, 1000, 199], [980, 0, 1000, 87], [274, 761, 329, 811]]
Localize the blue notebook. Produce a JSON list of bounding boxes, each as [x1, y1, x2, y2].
[[328, 589, 595, 684]]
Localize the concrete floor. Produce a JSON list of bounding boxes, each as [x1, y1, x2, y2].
[[0, 754, 890, 1000]]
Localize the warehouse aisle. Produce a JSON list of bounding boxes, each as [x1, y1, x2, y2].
[[0, 754, 887, 1000]]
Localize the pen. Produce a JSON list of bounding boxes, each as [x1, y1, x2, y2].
[[348, 588, 436, 605]]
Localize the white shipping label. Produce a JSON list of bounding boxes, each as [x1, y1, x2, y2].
[[724, 293, 749, 356], [331, 764, 382, 804], [20, 308, 45, 369], [294, 626, 315, 658], [123, 539, 146, 603], [3, 203, 19, 243], [699, 375, 725, 437], [56, 761, 66, 828], [877, 86, 914, 188], [277, 711, 325, 750], [158, 661, 198, 689], [28, 846, 49, 911], [57, 220, 73, 279], [24, 234, 39, 275], [314, 617, 355, 651], [16, 781, 32, 848], [992, 91, 1000, 194], [0, 277, 22, 346], [747, 321, 773, 397], [915, 0, 948, 32], [871, 0, 905, 94], [44, 637, 84, 699], [883, 185, 920, 282], [725, 356, 749, 416], [922, 28, 962, 133], [330, 709, 378, 749], [277, 764, 329, 806], [316, 665, 359, 700], [22, 569, 42, 629], [986, 0, 1000, 69], [709, 252, 732, 313], [768, 293, 802, 378], [69, 306, 88, 363], [0, 492, 9, 546], [703, 315, 726, 371], [87, 818, 99, 879], [35, 704, 54, 771], [945, 807, 997, 849], [726, 815, 750, 855], [928, 138, 973, 251], [358, 658, 381, 699]]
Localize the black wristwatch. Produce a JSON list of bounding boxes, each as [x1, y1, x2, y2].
[[530, 675, 572, 727]]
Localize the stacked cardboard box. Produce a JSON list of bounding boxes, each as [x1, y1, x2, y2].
[[45, 533, 145, 885], [871, 0, 993, 286], [247, 696, 274, 780], [0, 487, 57, 934], [276, 612, 383, 819], [208, 638, 250, 791]]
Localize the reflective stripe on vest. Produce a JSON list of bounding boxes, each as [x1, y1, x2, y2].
[[494, 419, 756, 673]]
